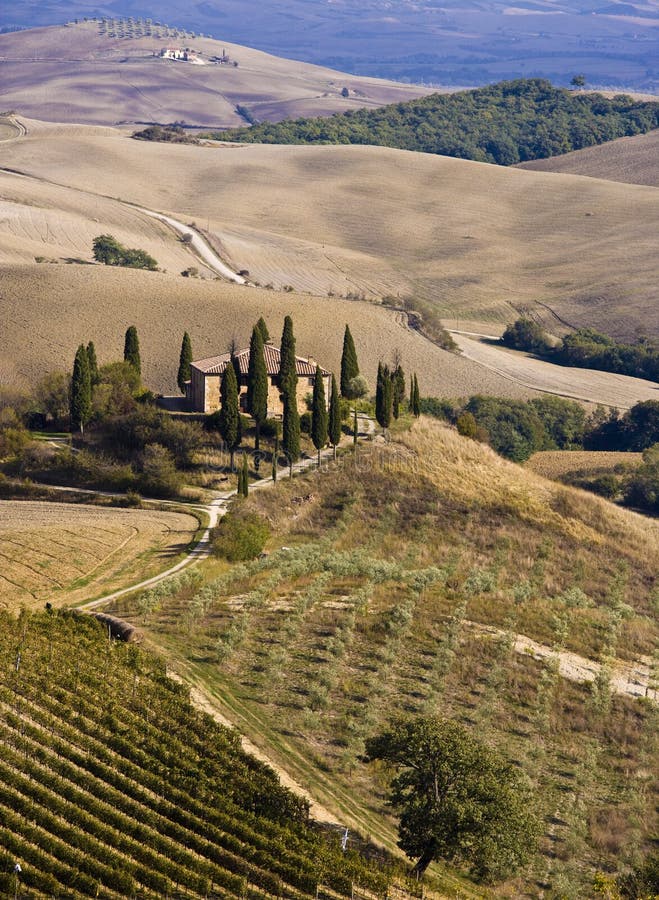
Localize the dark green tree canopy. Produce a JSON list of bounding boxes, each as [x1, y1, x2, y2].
[[411, 373, 421, 418], [93, 234, 158, 270], [256, 317, 270, 344], [311, 366, 328, 461], [392, 364, 405, 419], [365, 716, 539, 881], [328, 373, 342, 450], [282, 391, 300, 467], [279, 315, 297, 396], [340, 325, 360, 398], [375, 363, 393, 431], [246, 325, 268, 425], [177, 332, 193, 394], [70, 344, 92, 434], [86, 341, 99, 386], [218, 364, 242, 468], [123, 326, 141, 376]]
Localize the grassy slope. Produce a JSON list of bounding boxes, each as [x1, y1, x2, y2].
[[2, 122, 658, 340], [518, 130, 659, 188], [0, 22, 431, 127], [110, 418, 659, 897]]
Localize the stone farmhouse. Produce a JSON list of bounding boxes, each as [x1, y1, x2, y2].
[[159, 47, 204, 64], [187, 343, 331, 416]]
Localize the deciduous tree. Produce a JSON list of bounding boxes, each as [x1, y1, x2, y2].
[[365, 716, 539, 881]]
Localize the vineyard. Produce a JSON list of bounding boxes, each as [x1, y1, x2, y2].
[[0, 609, 401, 898], [111, 419, 659, 895]]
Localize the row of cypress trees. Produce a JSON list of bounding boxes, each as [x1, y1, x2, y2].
[[375, 362, 420, 433]]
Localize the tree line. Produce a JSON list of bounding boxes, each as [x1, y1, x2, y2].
[[502, 318, 659, 383], [210, 79, 659, 165]]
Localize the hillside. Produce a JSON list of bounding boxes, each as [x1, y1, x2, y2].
[[107, 417, 659, 896], [0, 609, 397, 897], [218, 79, 659, 166], [1, 0, 658, 90], [0, 21, 431, 127], [2, 120, 658, 342], [518, 129, 659, 187]]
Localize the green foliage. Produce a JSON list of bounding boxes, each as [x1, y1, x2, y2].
[[418, 397, 456, 422], [256, 316, 270, 343], [411, 374, 420, 418], [340, 325, 360, 398], [123, 325, 141, 376], [91, 361, 140, 419], [311, 366, 328, 460], [365, 716, 539, 880], [138, 443, 182, 497], [282, 392, 301, 467], [111, 406, 201, 467], [132, 123, 198, 144], [86, 341, 99, 385], [456, 411, 479, 439], [586, 401, 659, 451], [93, 234, 158, 270], [529, 396, 586, 449], [237, 452, 250, 497], [279, 315, 297, 396], [465, 396, 546, 461], [328, 374, 342, 449], [501, 317, 552, 353], [247, 325, 268, 463], [211, 509, 269, 561], [177, 332, 192, 394], [623, 444, 659, 512], [35, 371, 71, 428], [69, 344, 92, 434], [392, 365, 406, 419], [375, 363, 393, 431], [218, 364, 242, 466], [216, 79, 659, 165]]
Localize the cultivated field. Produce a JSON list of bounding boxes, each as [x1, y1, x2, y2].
[[0, 22, 431, 127], [451, 333, 659, 409], [519, 129, 659, 187], [0, 263, 533, 400], [526, 450, 644, 479], [0, 501, 197, 609], [3, 121, 658, 340]]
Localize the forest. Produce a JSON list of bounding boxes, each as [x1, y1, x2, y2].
[[212, 79, 659, 165]]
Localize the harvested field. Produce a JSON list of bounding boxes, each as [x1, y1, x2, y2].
[[0, 501, 197, 609], [3, 122, 659, 340], [518, 129, 659, 188], [0, 23, 431, 127], [526, 450, 644, 479], [451, 332, 659, 409], [0, 263, 537, 400]]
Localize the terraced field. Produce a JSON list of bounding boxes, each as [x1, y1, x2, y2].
[[0, 502, 197, 609]]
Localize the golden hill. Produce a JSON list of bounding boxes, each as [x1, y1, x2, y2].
[[518, 129, 659, 188], [2, 120, 658, 341], [0, 22, 431, 127]]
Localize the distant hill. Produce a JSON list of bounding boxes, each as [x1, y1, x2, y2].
[[0, 21, 431, 127], [518, 129, 659, 186], [217, 79, 659, 166], [1, 0, 658, 91]]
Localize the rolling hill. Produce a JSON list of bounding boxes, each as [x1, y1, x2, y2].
[[518, 128, 659, 186], [0, 21, 431, 127], [2, 119, 658, 344], [107, 416, 659, 896]]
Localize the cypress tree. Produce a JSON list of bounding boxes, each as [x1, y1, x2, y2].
[[219, 364, 242, 471], [246, 325, 268, 466], [311, 366, 328, 466], [86, 341, 99, 386], [328, 374, 341, 459], [282, 392, 300, 477], [392, 364, 405, 419], [376, 363, 392, 432], [177, 332, 193, 394], [412, 373, 421, 417], [279, 315, 297, 396], [340, 325, 360, 398], [256, 317, 270, 343], [70, 344, 92, 435], [123, 325, 141, 376]]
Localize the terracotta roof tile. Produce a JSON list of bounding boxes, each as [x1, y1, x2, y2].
[[191, 345, 329, 377]]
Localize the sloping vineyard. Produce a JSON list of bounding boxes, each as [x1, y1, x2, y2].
[[0, 610, 394, 898]]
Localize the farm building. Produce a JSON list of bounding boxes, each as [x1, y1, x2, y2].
[[187, 343, 331, 416], [159, 47, 204, 64]]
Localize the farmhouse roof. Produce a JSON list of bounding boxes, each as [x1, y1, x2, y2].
[[191, 344, 330, 377]]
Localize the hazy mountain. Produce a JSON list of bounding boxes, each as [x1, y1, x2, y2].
[[2, 0, 658, 92]]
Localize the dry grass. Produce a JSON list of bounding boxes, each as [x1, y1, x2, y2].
[[451, 333, 659, 409], [519, 129, 659, 187], [526, 450, 644, 479], [0, 263, 535, 400], [2, 122, 658, 341], [0, 22, 431, 127], [0, 500, 197, 609]]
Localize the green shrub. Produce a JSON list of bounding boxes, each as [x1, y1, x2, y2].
[[211, 510, 270, 562]]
